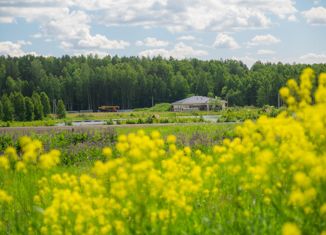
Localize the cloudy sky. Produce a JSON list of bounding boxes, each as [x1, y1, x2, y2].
[[0, 0, 325, 66]]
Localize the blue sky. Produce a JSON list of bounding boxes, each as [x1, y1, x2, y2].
[[0, 0, 325, 67]]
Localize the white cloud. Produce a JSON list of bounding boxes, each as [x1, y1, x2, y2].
[[248, 34, 280, 46], [136, 37, 169, 47], [257, 49, 275, 55], [177, 35, 196, 41], [73, 50, 110, 58], [139, 42, 207, 59], [139, 48, 170, 58], [234, 53, 326, 68], [302, 7, 326, 25], [0, 5, 129, 53], [312, 0, 320, 4], [0, 0, 297, 32], [232, 55, 257, 68], [39, 9, 129, 52], [32, 33, 42, 39], [288, 15, 297, 22], [60, 41, 73, 49], [213, 33, 240, 49], [0, 41, 35, 57], [0, 16, 14, 23], [78, 34, 129, 50], [299, 53, 326, 64], [95, 0, 296, 31], [0, 6, 69, 23]]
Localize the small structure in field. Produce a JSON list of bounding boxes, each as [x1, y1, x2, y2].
[[172, 96, 227, 111], [98, 105, 120, 112]]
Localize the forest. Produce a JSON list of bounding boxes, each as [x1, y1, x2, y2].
[[0, 55, 325, 111]]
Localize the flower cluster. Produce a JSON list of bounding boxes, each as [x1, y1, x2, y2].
[[1, 68, 326, 234], [213, 68, 326, 234], [34, 130, 218, 234], [0, 136, 60, 173], [0, 189, 12, 204]]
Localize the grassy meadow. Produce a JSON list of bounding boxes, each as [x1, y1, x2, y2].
[[0, 69, 325, 235], [0, 105, 280, 128]]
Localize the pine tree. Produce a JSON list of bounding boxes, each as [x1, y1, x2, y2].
[[57, 99, 66, 119], [32, 92, 44, 120], [40, 92, 51, 116], [25, 97, 34, 121], [1, 94, 14, 122]]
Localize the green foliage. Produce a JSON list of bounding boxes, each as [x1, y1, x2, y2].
[[10, 92, 26, 121], [0, 100, 3, 120], [207, 91, 214, 98], [209, 97, 224, 110], [24, 97, 34, 121], [134, 103, 172, 112], [32, 92, 44, 120], [5, 76, 19, 93], [0, 55, 325, 111], [40, 92, 51, 116], [106, 119, 114, 125], [1, 94, 14, 121], [57, 99, 66, 119], [217, 106, 281, 122]]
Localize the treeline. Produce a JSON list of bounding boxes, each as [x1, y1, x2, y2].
[[0, 91, 66, 121], [0, 55, 325, 110]]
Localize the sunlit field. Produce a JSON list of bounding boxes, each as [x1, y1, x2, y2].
[[1, 68, 326, 234]]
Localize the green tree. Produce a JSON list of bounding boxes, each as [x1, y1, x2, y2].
[[25, 97, 34, 121], [5, 76, 18, 93], [57, 99, 66, 119], [172, 72, 189, 100], [11, 92, 26, 121], [1, 94, 14, 121], [0, 100, 3, 120], [40, 92, 51, 116], [32, 92, 44, 120]]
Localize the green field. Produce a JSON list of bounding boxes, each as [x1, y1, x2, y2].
[[0, 105, 280, 127], [0, 69, 325, 235]]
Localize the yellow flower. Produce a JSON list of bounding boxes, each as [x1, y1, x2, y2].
[[320, 203, 326, 215], [0, 189, 12, 203], [167, 135, 177, 144], [184, 146, 191, 155], [280, 87, 290, 98], [0, 157, 10, 170], [282, 223, 301, 235], [16, 161, 27, 173], [151, 130, 160, 139], [102, 147, 112, 158], [294, 172, 311, 188], [4, 147, 18, 161]]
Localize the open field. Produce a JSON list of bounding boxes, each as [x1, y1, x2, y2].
[[0, 106, 280, 128], [1, 0, 325, 233], [0, 69, 325, 234]]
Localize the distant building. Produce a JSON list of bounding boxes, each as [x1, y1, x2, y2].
[[172, 96, 227, 111]]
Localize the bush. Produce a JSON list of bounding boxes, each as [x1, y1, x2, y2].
[[106, 119, 114, 125]]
